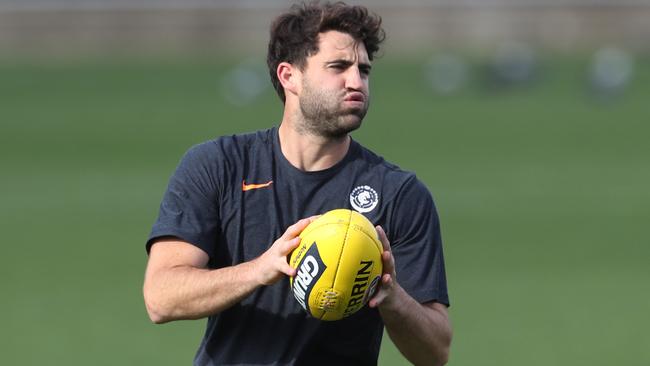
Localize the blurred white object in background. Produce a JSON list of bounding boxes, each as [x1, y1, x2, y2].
[[424, 52, 470, 95], [220, 59, 269, 106], [588, 46, 634, 99]]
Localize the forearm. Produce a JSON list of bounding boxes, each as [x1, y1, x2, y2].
[[380, 286, 452, 366], [144, 260, 261, 323], [144, 219, 310, 324]]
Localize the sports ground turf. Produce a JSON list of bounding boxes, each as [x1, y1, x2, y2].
[[1, 55, 649, 365]]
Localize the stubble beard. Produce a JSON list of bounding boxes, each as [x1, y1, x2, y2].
[[297, 81, 369, 139]]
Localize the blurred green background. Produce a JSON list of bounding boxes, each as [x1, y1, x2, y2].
[[2, 1, 650, 365]]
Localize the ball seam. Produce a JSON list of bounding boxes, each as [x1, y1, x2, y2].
[[354, 226, 384, 256], [322, 209, 353, 320]]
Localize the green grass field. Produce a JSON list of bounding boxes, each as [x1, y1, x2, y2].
[[1, 55, 649, 365]]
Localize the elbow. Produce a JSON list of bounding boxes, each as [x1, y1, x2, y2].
[[143, 285, 172, 324], [435, 347, 450, 366], [425, 325, 452, 366], [435, 330, 452, 366], [409, 333, 452, 366], [427, 348, 449, 366], [145, 304, 168, 324]]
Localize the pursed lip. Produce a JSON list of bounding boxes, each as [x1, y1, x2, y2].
[[344, 92, 366, 103]]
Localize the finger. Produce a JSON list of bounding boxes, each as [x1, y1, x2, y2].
[[382, 273, 392, 286], [280, 237, 302, 255], [375, 225, 390, 252], [306, 215, 321, 223], [368, 273, 393, 308], [282, 218, 311, 240], [368, 290, 387, 308], [381, 250, 395, 275], [280, 261, 297, 277]]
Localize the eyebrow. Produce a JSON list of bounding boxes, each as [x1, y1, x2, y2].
[[326, 59, 372, 71]]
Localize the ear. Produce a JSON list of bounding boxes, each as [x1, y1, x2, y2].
[[277, 62, 300, 97]]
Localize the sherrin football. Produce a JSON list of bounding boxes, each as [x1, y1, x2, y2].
[[289, 209, 383, 321]]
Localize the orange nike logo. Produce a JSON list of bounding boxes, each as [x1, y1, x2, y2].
[[242, 180, 273, 192]]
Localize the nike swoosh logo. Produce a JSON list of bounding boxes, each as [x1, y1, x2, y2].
[[242, 180, 273, 192]]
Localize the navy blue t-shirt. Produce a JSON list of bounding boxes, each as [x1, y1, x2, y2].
[[147, 127, 449, 366]]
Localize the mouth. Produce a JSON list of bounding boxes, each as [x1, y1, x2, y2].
[[343, 92, 366, 104]]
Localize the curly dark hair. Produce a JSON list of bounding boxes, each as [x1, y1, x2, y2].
[[267, 1, 385, 103]]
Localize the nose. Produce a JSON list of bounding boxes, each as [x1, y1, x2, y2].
[[345, 67, 365, 91]]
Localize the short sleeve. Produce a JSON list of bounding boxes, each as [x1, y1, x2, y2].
[[389, 176, 449, 306], [146, 142, 220, 259]]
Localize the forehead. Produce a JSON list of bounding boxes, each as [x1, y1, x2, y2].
[[312, 30, 369, 63]]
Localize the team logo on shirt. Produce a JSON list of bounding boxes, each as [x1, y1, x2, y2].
[[349, 185, 379, 213]]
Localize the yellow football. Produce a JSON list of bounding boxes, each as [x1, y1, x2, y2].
[[289, 209, 383, 321]]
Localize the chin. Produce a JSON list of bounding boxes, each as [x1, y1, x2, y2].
[[326, 117, 363, 138], [344, 118, 363, 132], [344, 111, 365, 129]]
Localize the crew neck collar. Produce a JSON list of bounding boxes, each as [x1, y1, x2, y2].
[[271, 126, 357, 180]]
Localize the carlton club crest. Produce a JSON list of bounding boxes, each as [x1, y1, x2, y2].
[[349, 185, 379, 213]]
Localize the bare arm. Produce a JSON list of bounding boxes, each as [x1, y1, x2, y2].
[[369, 226, 453, 366], [143, 218, 313, 324]]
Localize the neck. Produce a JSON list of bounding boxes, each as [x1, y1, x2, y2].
[[278, 118, 351, 172]]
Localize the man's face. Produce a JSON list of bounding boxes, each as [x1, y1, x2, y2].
[[297, 31, 371, 138]]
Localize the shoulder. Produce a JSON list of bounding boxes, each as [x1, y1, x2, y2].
[[347, 141, 436, 224], [188, 128, 273, 156], [180, 128, 274, 166], [215, 128, 273, 150], [352, 141, 421, 190], [353, 141, 402, 170], [172, 128, 273, 188]]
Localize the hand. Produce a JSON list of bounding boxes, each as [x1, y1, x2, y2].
[[368, 225, 399, 308], [253, 217, 317, 286]]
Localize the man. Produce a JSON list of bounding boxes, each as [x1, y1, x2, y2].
[[143, 2, 452, 365]]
